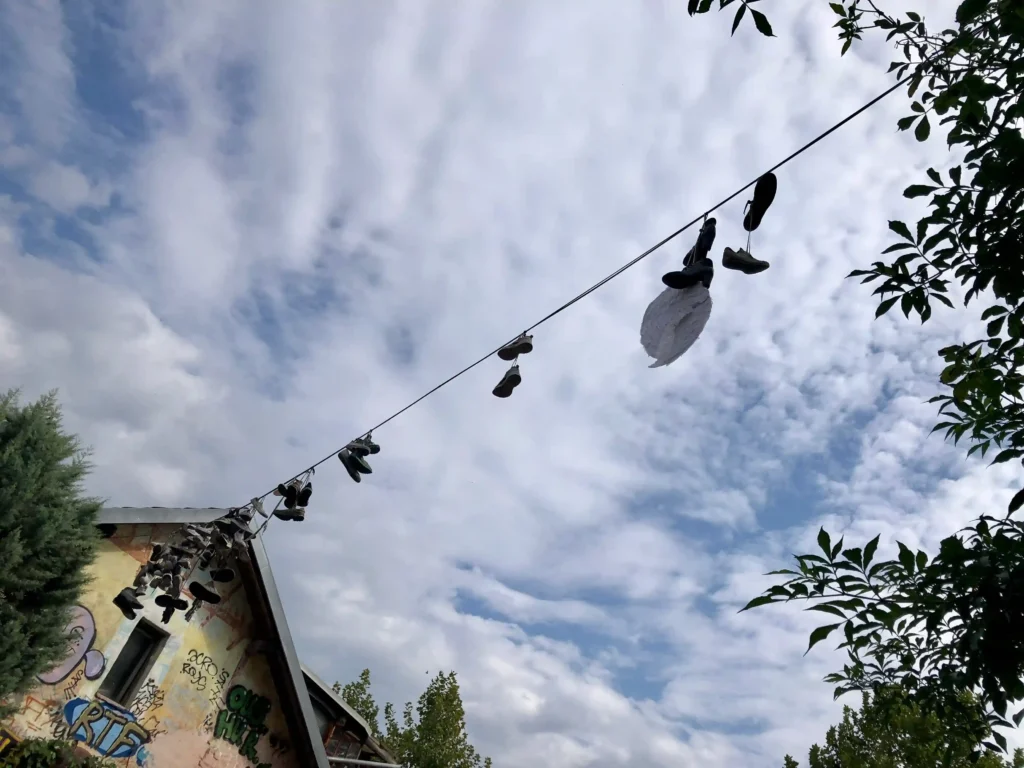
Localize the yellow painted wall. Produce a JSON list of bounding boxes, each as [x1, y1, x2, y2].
[[1, 524, 302, 768]]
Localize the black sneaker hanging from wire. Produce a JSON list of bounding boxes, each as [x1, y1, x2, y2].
[[742, 173, 777, 232], [497, 333, 533, 361], [492, 364, 522, 398], [722, 247, 769, 274]]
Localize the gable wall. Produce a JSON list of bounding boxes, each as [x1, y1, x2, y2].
[[1, 523, 301, 768]]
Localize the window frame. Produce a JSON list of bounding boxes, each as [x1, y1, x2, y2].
[[95, 618, 168, 706]]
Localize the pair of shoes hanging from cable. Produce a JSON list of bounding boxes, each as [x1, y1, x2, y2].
[[493, 333, 533, 398], [660, 172, 778, 290], [662, 216, 718, 290], [274, 470, 314, 521], [338, 433, 380, 483], [724, 171, 776, 274]]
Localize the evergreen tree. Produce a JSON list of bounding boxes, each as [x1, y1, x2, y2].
[[0, 390, 102, 709]]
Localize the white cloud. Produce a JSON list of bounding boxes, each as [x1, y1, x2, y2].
[[2, 0, 1018, 766]]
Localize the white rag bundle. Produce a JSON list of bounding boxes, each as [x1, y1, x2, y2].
[[640, 284, 712, 368]]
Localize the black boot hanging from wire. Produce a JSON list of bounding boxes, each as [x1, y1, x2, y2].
[[663, 217, 716, 290]]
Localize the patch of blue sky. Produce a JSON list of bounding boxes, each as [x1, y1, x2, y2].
[[14, 203, 102, 271], [62, 0, 147, 148]]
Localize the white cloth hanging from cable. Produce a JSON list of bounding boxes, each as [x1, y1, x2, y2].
[[640, 285, 712, 368]]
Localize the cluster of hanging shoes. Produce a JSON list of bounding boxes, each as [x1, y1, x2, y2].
[[112, 508, 252, 624], [661, 172, 777, 290], [492, 333, 533, 398], [118, 175, 779, 571], [273, 475, 313, 521], [337, 433, 380, 483]]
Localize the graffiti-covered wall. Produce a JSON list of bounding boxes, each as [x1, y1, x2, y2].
[[0, 524, 300, 768]]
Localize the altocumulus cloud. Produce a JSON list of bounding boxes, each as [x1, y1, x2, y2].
[[1, 1, 1019, 766]]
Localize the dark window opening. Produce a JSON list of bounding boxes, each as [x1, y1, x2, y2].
[[97, 619, 166, 705]]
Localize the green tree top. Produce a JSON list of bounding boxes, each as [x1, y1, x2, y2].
[[331, 669, 491, 768], [332, 668, 382, 740], [784, 687, 1024, 768]]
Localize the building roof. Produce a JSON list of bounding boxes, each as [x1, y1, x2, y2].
[[97, 507, 331, 768], [301, 664, 398, 765]]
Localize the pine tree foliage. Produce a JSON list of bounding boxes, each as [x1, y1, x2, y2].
[[0, 390, 102, 708]]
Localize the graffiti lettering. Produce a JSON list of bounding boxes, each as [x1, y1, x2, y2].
[[62, 669, 85, 701], [214, 685, 272, 768], [209, 669, 230, 704], [48, 704, 70, 742], [182, 649, 229, 695], [64, 697, 150, 759], [37, 606, 106, 685], [129, 678, 165, 719], [21, 695, 51, 734], [0, 728, 20, 758]]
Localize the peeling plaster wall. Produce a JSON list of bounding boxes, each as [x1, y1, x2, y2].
[[1, 524, 302, 768]]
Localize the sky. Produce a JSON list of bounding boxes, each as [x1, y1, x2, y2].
[[2, 1, 1021, 766]]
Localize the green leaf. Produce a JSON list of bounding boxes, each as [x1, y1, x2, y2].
[[731, 3, 746, 34], [739, 594, 778, 613], [830, 2, 845, 15], [993, 731, 1007, 753], [750, 9, 774, 36], [806, 623, 842, 654], [687, 0, 700, 13], [915, 115, 931, 141], [888, 220, 913, 241], [981, 305, 1008, 320], [831, 538, 844, 561], [897, 116, 916, 131], [1008, 487, 1024, 515], [896, 542, 915, 573], [882, 242, 916, 254], [926, 168, 942, 185], [862, 535, 880, 569], [904, 185, 936, 198], [901, 293, 914, 318], [876, 296, 900, 318], [806, 603, 847, 618], [841, 547, 863, 568], [992, 449, 1020, 465], [987, 317, 1005, 337], [955, 0, 990, 25], [818, 528, 832, 559], [916, 550, 927, 571], [950, 166, 962, 185]]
